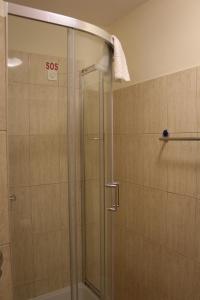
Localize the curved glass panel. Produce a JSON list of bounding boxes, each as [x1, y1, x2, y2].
[[7, 9, 113, 300], [7, 14, 71, 300]]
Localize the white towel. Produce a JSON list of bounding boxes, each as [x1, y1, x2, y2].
[[112, 35, 130, 82]]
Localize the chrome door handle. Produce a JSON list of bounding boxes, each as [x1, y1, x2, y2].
[[0, 250, 3, 279], [105, 182, 119, 212], [9, 193, 16, 202]]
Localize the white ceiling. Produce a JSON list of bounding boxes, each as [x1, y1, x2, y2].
[[7, 0, 147, 26]]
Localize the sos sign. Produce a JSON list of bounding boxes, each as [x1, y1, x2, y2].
[[45, 62, 59, 71]]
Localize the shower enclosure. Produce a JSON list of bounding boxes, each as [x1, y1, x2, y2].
[[6, 3, 117, 300]]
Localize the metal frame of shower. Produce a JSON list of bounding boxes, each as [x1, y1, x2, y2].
[[80, 64, 105, 299], [5, 2, 113, 46], [5, 3, 114, 300]]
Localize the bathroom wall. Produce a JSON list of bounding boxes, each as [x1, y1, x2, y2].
[[7, 49, 70, 299], [113, 66, 200, 299], [0, 1, 13, 299], [109, 0, 200, 88]]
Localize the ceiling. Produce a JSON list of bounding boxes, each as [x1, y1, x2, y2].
[[7, 0, 147, 27]]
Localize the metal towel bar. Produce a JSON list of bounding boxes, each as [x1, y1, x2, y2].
[[159, 130, 200, 141], [160, 137, 200, 141], [0, 250, 3, 279]]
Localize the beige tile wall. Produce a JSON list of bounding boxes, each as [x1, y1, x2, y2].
[[0, 8, 13, 300], [113, 66, 200, 300], [7, 50, 70, 299]]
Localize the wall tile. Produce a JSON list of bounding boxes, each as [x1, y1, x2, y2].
[[58, 57, 67, 74], [12, 236, 34, 286], [113, 227, 128, 300], [143, 134, 167, 190], [141, 240, 164, 297], [113, 89, 121, 135], [194, 200, 200, 262], [58, 87, 67, 134], [8, 135, 30, 187], [85, 222, 100, 289], [166, 193, 196, 257], [167, 68, 197, 133], [113, 66, 200, 300], [60, 182, 69, 229], [85, 179, 100, 225], [8, 83, 29, 135], [0, 245, 12, 299], [114, 84, 144, 135], [126, 233, 144, 290], [30, 98, 59, 135], [59, 135, 68, 182], [84, 90, 99, 135], [162, 249, 195, 300], [194, 264, 200, 300], [0, 132, 9, 245], [9, 186, 30, 219], [34, 273, 68, 297], [0, 1, 5, 17], [8, 51, 70, 296], [29, 83, 58, 100], [167, 133, 197, 197], [196, 135, 200, 199], [30, 135, 60, 185], [125, 182, 143, 234], [142, 187, 166, 244], [10, 203, 31, 244], [142, 76, 167, 134], [84, 138, 100, 180], [29, 54, 58, 86], [13, 283, 34, 300], [114, 134, 144, 184], [29, 85, 59, 135], [60, 229, 70, 274], [196, 67, 200, 132], [8, 50, 29, 84], [31, 184, 62, 233], [34, 279, 49, 297], [58, 57, 67, 88], [46, 271, 64, 293], [33, 230, 64, 281]]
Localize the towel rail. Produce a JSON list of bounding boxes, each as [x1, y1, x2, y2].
[[159, 130, 200, 142], [160, 136, 200, 141]]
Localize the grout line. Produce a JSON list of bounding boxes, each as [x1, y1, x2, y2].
[[117, 178, 200, 200]]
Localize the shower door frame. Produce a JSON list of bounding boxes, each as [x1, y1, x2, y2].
[[80, 65, 105, 298], [6, 2, 113, 45], [67, 29, 115, 300]]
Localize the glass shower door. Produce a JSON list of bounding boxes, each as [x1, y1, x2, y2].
[[67, 29, 114, 300], [80, 65, 114, 300], [81, 67, 104, 298]]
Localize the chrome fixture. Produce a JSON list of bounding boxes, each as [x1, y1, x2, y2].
[[9, 193, 16, 201], [159, 129, 200, 141], [105, 182, 120, 212], [0, 250, 3, 279]]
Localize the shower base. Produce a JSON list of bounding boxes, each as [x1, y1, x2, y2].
[[30, 283, 99, 300]]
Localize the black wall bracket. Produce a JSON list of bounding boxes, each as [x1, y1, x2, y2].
[[162, 129, 169, 137]]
